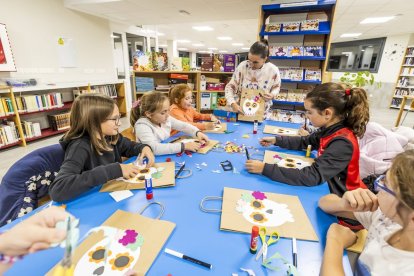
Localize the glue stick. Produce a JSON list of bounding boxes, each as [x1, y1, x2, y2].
[[250, 226, 259, 254], [306, 145, 312, 157], [253, 120, 258, 134], [144, 174, 153, 200]]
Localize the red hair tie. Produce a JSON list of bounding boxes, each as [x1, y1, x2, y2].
[[345, 89, 351, 96]]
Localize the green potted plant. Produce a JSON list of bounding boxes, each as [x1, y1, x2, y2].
[[339, 71, 381, 88]]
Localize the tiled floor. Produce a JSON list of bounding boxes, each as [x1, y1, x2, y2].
[[1, 108, 413, 182]]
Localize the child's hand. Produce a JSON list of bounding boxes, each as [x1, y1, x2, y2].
[[0, 206, 69, 256], [245, 160, 265, 174], [298, 127, 310, 136], [120, 163, 141, 179], [259, 136, 276, 147], [138, 146, 155, 167], [231, 103, 244, 115], [263, 92, 274, 101], [184, 142, 201, 152], [196, 132, 209, 144], [210, 115, 220, 124], [205, 122, 215, 130], [326, 223, 357, 249], [342, 188, 379, 212]]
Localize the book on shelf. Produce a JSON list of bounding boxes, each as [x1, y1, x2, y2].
[[213, 54, 224, 72], [404, 57, 414, 66], [0, 97, 14, 115], [210, 93, 218, 109], [15, 93, 63, 113], [155, 85, 171, 91], [287, 46, 303, 57], [200, 54, 214, 72], [223, 54, 236, 72], [133, 50, 153, 71], [275, 88, 308, 102], [282, 22, 300, 32], [303, 46, 323, 57], [200, 93, 211, 110], [48, 112, 70, 131], [182, 57, 190, 71], [394, 87, 414, 97], [171, 57, 183, 71], [304, 69, 322, 81], [265, 23, 281, 32], [270, 46, 288, 57], [398, 77, 410, 87], [0, 124, 19, 146], [21, 121, 41, 139], [134, 77, 155, 92], [300, 19, 320, 31], [152, 52, 168, 71], [269, 109, 306, 124], [90, 84, 118, 98], [407, 47, 414, 56], [401, 67, 414, 75]]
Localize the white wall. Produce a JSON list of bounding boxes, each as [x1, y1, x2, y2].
[[0, 0, 117, 84], [331, 34, 413, 108]]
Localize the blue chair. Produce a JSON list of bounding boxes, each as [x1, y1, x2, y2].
[[0, 144, 64, 226]]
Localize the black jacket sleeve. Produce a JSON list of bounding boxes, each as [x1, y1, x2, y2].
[[49, 141, 123, 202], [275, 132, 320, 151], [262, 138, 353, 186], [117, 135, 151, 158]]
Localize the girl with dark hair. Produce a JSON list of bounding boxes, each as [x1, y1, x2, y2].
[[245, 82, 370, 229], [225, 39, 281, 118], [50, 94, 155, 202]]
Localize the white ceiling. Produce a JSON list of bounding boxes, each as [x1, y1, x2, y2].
[[65, 0, 414, 53]]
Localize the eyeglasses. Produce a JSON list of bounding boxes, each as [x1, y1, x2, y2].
[[248, 59, 263, 65], [374, 175, 396, 196], [106, 115, 121, 125]]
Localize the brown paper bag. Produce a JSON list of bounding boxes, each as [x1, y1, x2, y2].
[[169, 136, 219, 154], [263, 125, 299, 136], [263, 150, 314, 169], [47, 209, 175, 276], [347, 229, 368, 254], [100, 162, 175, 192], [220, 187, 318, 241], [203, 122, 228, 134], [237, 89, 265, 122]]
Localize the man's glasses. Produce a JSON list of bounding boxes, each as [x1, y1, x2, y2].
[[106, 115, 121, 125], [374, 175, 396, 196]]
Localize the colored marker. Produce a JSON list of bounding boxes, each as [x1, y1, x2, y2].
[[245, 148, 250, 160], [292, 238, 297, 268], [144, 174, 153, 200], [226, 111, 230, 122], [165, 248, 212, 269], [250, 226, 259, 254]]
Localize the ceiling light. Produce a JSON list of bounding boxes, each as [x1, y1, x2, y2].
[[232, 43, 244, 46], [177, 39, 191, 43], [241, 47, 250, 50], [192, 26, 214, 31], [361, 49, 365, 52], [159, 44, 167, 47], [219, 50, 228, 53], [192, 43, 204, 47], [208, 47, 218, 50], [178, 48, 188, 51], [199, 50, 209, 53], [217, 36, 232, 41], [157, 32, 165, 36], [340, 33, 361, 38], [341, 52, 352, 55], [360, 16, 395, 24], [179, 10, 191, 16]]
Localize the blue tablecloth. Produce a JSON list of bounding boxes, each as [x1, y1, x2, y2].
[[1, 121, 352, 275]]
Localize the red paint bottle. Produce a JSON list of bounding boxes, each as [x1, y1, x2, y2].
[[253, 120, 258, 134], [250, 226, 259, 254]]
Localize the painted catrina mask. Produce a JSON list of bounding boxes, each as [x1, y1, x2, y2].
[[74, 226, 144, 275], [236, 191, 294, 227], [273, 154, 311, 170], [242, 98, 260, 116]]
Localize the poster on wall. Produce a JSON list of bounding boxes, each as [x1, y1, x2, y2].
[[57, 37, 77, 68], [0, 23, 16, 71]]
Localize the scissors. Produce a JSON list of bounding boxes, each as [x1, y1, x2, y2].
[[255, 227, 280, 262], [53, 217, 74, 276]]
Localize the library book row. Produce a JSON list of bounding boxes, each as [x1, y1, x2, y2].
[[270, 45, 323, 58], [279, 67, 322, 82], [264, 19, 322, 33]]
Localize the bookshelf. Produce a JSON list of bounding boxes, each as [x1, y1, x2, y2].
[[0, 81, 126, 151], [390, 45, 414, 110], [131, 71, 233, 112], [258, 0, 337, 121]]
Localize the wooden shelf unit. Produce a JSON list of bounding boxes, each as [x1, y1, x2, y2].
[[132, 71, 233, 112], [0, 81, 126, 151], [390, 45, 414, 109], [258, 0, 337, 114]]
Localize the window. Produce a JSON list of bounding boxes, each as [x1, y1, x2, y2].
[[327, 37, 386, 73]]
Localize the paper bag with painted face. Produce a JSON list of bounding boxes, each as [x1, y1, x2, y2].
[[100, 162, 175, 192], [263, 125, 299, 136], [220, 187, 318, 241], [263, 150, 314, 170], [203, 122, 228, 134], [238, 89, 265, 122], [169, 136, 219, 154], [47, 209, 175, 276]]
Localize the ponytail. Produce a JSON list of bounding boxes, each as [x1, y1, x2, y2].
[[130, 91, 169, 127], [345, 87, 370, 138], [305, 82, 370, 138]]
